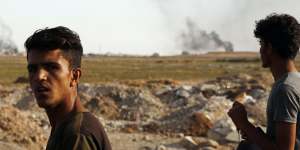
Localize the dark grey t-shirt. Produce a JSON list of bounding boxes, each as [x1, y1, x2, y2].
[[267, 72, 300, 149]]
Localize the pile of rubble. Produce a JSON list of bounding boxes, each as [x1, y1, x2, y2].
[[0, 73, 273, 149], [0, 105, 47, 150]]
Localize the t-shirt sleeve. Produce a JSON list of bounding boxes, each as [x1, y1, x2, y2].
[[273, 84, 300, 123]]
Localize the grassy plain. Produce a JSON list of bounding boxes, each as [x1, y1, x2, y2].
[[1, 52, 296, 85]]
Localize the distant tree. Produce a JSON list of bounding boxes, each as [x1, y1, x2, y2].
[[181, 51, 190, 55], [151, 52, 160, 57]]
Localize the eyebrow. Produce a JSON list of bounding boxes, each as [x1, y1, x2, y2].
[[27, 62, 60, 68]]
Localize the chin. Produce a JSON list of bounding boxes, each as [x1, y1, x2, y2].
[[37, 103, 49, 109], [36, 100, 51, 108], [35, 96, 54, 109]]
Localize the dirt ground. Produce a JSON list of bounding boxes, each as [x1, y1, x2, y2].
[[107, 132, 236, 150]]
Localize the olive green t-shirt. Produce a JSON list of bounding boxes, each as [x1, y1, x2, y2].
[[46, 112, 111, 150]]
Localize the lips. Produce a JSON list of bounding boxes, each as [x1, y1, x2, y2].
[[34, 85, 50, 95]]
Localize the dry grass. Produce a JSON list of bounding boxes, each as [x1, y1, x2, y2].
[[2, 52, 299, 85]]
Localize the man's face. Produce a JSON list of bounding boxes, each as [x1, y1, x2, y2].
[[27, 49, 73, 109], [259, 40, 272, 68]]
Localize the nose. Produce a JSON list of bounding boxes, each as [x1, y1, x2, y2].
[[33, 67, 48, 81]]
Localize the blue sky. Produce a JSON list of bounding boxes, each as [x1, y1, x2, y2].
[[0, 0, 300, 55]]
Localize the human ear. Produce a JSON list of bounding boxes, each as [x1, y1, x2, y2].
[[70, 68, 81, 87]]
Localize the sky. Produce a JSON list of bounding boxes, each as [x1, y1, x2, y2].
[[0, 0, 300, 55]]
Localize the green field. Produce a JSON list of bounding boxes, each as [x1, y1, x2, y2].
[[0, 52, 295, 85]]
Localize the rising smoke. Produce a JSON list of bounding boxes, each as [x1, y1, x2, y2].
[[154, 0, 236, 53], [153, 0, 300, 53], [0, 19, 17, 54], [179, 18, 233, 52]]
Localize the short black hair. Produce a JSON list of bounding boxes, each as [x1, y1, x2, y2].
[[25, 26, 83, 69], [254, 13, 300, 59]]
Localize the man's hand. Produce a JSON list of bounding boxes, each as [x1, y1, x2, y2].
[[228, 101, 250, 130]]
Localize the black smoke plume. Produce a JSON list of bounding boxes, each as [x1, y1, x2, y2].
[[179, 18, 233, 52]]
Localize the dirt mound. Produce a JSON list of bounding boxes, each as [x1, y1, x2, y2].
[[79, 84, 165, 122], [0, 105, 47, 150], [85, 96, 119, 120], [0, 73, 271, 149]]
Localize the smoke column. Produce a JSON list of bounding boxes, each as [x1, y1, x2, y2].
[[179, 18, 233, 52], [153, 0, 300, 52], [0, 18, 17, 53]]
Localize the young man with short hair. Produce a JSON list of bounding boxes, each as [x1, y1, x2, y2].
[[228, 13, 300, 150], [25, 26, 112, 150]]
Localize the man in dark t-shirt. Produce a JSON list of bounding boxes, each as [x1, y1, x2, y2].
[[25, 26, 112, 150], [46, 110, 111, 150]]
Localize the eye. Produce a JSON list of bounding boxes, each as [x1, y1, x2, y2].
[[45, 63, 60, 71], [27, 65, 37, 73]]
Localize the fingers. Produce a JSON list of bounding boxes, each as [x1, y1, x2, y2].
[[228, 101, 246, 117], [227, 107, 235, 117], [233, 101, 243, 107]]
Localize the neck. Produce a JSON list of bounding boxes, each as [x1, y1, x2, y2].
[[46, 92, 86, 130], [270, 59, 298, 81]]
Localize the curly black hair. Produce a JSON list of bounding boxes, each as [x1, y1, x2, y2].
[[25, 26, 83, 69], [254, 13, 300, 59]]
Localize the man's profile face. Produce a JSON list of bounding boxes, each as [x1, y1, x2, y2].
[[259, 40, 271, 68], [27, 49, 73, 109]]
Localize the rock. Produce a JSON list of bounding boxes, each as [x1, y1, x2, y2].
[[178, 133, 185, 138], [121, 123, 139, 133], [115, 89, 164, 122], [235, 73, 253, 81], [182, 85, 193, 91], [84, 96, 119, 119], [182, 136, 198, 149], [200, 84, 219, 98], [180, 136, 219, 150], [176, 90, 190, 98], [193, 112, 213, 129], [143, 135, 151, 141], [193, 92, 208, 101], [200, 84, 219, 92], [156, 145, 167, 150], [3, 88, 29, 105], [155, 86, 173, 95], [14, 95, 37, 110], [224, 131, 240, 143], [200, 139, 219, 148], [143, 121, 160, 133], [249, 89, 266, 100], [78, 92, 92, 105], [169, 98, 188, 108], [201, 97, 230, 116], [245, 99, 267, 126], [207, 116, 236, 142]]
